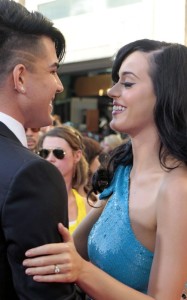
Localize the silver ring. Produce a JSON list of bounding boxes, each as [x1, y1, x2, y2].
[[54, 264, 61, 274]]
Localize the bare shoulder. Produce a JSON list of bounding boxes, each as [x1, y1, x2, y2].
[[161, 165, 187, 196], [157, 165, 187, 217], [150, 165, 187, 299]]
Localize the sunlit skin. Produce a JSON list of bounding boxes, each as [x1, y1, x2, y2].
[[22, 51, 187, 300]]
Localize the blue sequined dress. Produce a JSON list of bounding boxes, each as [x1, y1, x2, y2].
[[88, 165, 153, 294]]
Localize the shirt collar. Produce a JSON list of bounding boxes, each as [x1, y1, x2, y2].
[[0, 112, 27, 147]]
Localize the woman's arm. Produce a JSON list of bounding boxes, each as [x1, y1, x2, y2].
[[23, 223, 154, 300], [76, 260, 153, 300], [147, 173, 187, 299]]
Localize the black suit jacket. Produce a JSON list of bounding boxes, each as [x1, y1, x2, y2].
[[0, 122, 80, 299]]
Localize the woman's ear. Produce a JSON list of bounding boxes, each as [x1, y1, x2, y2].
[[74, 149, 82, 163], [13, 64, 26, 94]]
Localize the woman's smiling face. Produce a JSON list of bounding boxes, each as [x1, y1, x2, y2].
[[108, 51, 156, 137]]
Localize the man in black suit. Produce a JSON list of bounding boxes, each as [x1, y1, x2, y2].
[[0, 0, 81, 299]]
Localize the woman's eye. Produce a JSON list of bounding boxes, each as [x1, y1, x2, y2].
[[121, 82, 135, 88]]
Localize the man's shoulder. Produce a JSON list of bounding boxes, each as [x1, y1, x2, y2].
[[0, 141, 61, 181]]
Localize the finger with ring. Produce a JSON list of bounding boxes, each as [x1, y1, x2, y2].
[[54, 264, 61, 274]]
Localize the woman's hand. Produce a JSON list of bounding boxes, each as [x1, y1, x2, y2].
[[23, 223, 84, 283]]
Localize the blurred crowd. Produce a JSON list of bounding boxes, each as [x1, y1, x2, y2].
[[25, 114, 127, 234]]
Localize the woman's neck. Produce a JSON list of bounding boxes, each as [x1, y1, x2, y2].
[[130, 129, 161, 175]]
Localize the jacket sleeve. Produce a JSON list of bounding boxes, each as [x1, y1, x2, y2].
[[2, 158, 78, 300]]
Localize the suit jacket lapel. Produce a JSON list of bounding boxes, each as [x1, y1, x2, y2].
[[0, 121, 22, 145]]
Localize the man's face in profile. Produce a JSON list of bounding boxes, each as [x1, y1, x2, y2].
[[25, 128, 40, 152]]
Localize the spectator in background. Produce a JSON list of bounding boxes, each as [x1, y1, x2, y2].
[[79, 136, 102, 203], [52, 114, 62, 126], [25, 127, 40, 153], [83, 136, 102, 175], [40, 114, 62, 134], [100, 133, 124, 154], [38, 125, 91, 234]]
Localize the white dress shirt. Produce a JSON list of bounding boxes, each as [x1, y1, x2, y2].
[[0, 112, 27, 147]]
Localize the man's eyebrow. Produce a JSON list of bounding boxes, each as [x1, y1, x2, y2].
[[50, 62, 60, 69], [121, 71, 140, 79]]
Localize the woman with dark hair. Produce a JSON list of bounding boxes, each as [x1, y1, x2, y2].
[[23, 39, 187, 300], [78, 136, 103, 203]]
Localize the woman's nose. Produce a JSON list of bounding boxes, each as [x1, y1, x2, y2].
[[46, 152, 55, 162], [107, 84, 120, 99]]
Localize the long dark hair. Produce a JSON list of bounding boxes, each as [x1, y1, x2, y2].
[[92, 39, 187, 194]]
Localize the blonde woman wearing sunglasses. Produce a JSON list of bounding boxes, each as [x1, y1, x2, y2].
[[38, 125, 90, 234]]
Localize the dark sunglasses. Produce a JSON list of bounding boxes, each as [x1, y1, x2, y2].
[[25, 128, 40, 133], [38, 148, 66, 160]]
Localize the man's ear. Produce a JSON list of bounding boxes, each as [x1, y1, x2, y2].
[[13, 64, 26, 94]]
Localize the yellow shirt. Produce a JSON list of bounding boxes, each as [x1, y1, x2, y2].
[[69, 189, 87, 235]]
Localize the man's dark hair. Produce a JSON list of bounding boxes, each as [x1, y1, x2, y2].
[[0, 0, 66, 80]]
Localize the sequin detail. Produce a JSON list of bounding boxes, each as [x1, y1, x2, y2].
[[88, 165, 153, 294]]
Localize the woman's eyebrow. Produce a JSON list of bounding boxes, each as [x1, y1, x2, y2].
[[121, 71, 140, 79]]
